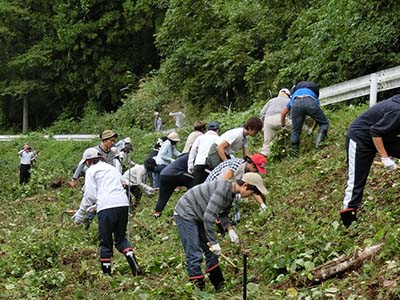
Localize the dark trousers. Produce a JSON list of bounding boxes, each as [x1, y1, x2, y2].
[[174, 215, 219, 279], [124, 185, 142, 205], [153, 164, 167, 188], [98, 206, 132, 259], [154, 174, 194, 213], [290, 97, 329, 147], [342, 137, 376, 209], [19, 164, 31, 184], [192, 165, 209, 186]]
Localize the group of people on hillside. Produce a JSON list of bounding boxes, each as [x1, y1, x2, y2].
[[68, 113, 269, 289], [19, 80, 400, 292]]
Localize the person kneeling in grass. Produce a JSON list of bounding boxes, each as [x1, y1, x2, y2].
[[72, 148, 141, 276], [174, 173, 268, 291]]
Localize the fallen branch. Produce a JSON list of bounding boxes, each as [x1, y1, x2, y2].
[[275, 243, 383, 289]]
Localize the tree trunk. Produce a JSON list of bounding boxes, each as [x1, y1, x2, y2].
[[22, 96, 28, 133]]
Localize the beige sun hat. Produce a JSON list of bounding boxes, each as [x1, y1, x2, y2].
[[167, 132, 181, 142], [100, 130, 117, 140], [241, 172, 268, 195]]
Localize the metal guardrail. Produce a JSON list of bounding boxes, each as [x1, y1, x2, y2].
[[320, 65, 400, 106], [0, 134, 97, 142]]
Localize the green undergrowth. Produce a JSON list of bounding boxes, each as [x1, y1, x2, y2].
[[1, 103, 400, 299]]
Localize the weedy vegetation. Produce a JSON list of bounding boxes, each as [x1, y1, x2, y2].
[[1, 102, 400, 300]]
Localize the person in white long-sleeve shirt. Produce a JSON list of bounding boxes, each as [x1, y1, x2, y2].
[[187, 122, 220, 185], [72, 148, 141, 276], [121, 160, 156, 211], [153, 132, 181, 188]]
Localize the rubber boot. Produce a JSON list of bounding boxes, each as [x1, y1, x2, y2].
[[340, 208, 357, 227], [125, 250, 141, 276], [315, 129, 327, 149], [100, 258, 112, 275], [290, 143, 300, 158], [189, 276, 205, 290], [208, 265, 225, 291]]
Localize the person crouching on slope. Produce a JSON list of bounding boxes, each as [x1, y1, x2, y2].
[[174, 173, 268, 291], [72, 148, 141, 276]]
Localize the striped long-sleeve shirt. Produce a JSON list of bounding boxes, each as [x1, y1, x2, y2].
[[174, 180, 233, 244]]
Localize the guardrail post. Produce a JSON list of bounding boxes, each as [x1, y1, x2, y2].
[[369, 73, 378, 107]]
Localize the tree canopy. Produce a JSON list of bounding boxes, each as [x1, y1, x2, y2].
[[1, 0, 400, 131]]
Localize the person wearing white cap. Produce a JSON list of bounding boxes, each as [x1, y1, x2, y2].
[[259, 88, 291, 156], [174, 172, 268, 291], [153, 132, 181, 188], [72, 148, 141, 276], [115, 137, 133, 168]]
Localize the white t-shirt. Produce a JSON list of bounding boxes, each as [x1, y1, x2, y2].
[[19, 150, 36, 165], [187, 130, 219, 172], [215, 127, 247, 155]]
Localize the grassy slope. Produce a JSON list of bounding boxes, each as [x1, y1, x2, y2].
[[1, 104, 400, 300]]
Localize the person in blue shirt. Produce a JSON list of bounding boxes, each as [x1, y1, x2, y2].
[[281, 81, 329, 156]]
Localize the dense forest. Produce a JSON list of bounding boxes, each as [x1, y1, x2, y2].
[[1, 0, 400, 131]]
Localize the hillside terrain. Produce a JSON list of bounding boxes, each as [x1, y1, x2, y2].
[[0, 103, 399, 300]]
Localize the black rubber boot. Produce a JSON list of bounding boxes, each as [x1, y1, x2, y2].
[[125, 251, 141, 276], [190, 277, 205, 290], [315, 129, 327, 149], [290, 143, 300, 158], [100, 258, 112, 275], [340, 208, 357, 227], [208, 265, 225, 291]]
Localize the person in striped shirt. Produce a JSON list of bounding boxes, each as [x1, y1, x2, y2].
[[206, 154, 268, 210], [174, 173, 268, 291]]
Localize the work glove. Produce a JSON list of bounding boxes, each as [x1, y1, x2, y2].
[[381, 157, 397, 170], [260, 203, 267, 211], [146, 187, 155, 195], [209, 243, 222, 256], [72, 209, 85, 224], [87, 204, 97, 213], [228, 229, 240, 244]]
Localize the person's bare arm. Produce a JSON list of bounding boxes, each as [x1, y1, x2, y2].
[[217, 141, 230, 161], [281, 107, 290, 127], [372, 137, 388, 158], [222, 169, 234, 181]]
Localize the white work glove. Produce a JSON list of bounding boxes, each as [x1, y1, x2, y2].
[[209, 243, 222, 255], [260, 203, 267, 211], [87, 204, 97, 213], [146, 187, 155, 195], [228, 229, 240, 244], [72, 209, 85, 224], [381, 157, 397, 170]]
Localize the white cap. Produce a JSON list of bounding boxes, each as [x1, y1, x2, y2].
[[79, 148, 102, 165], [123, 137, 131, 143], [279, 88, 291, 97]]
